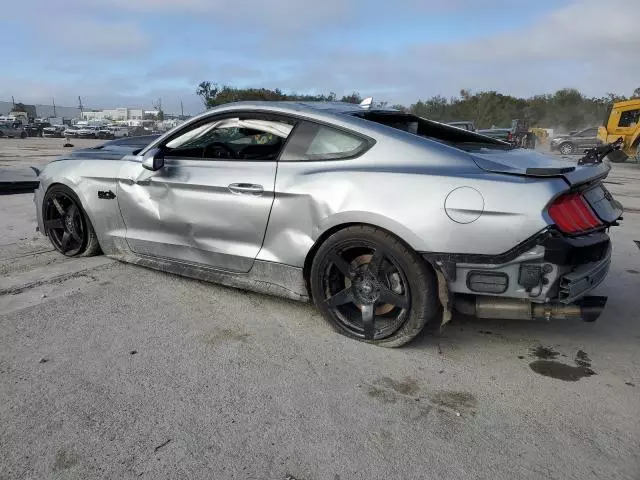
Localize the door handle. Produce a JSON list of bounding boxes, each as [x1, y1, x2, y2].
[[228, 183, 264, 195]]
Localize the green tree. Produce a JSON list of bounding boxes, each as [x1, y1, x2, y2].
[[195, 80, 631, 131]]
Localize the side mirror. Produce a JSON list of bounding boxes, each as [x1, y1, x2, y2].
[[142, 147, 164, 171]]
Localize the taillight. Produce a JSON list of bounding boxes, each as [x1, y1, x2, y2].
[[548, 192, 603, 234]]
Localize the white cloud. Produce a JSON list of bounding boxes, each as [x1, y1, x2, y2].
[[2, 0, 639, 114]]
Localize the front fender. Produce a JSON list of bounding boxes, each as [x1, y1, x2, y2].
[[36, 160, 127, 254]]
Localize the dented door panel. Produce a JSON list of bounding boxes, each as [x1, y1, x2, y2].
[[116, 158, 277, 273]]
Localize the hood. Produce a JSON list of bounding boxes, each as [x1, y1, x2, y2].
[[51, 135, 160, 162], [469, 147, 610, 186]]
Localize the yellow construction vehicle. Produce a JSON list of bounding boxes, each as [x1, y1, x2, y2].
[[597, 99, 640, 162]]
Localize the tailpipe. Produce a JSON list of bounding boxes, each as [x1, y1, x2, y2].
[[454, 295, 607, 322]]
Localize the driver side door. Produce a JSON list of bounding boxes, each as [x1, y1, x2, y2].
[[116, 113, 296, 273]]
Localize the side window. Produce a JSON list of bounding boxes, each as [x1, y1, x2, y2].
[[618, 109, 640, 128], [164, 116, 295, 160], [280, 121, 369, 161], [579, 128, 597, 137]]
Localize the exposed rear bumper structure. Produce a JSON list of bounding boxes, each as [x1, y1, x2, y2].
[[425, 230, 613, 323]]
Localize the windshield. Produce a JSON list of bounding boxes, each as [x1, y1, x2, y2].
[[352, 111, 512, 151]]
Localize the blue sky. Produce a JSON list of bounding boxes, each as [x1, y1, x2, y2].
[[1, 0, 638, 115]]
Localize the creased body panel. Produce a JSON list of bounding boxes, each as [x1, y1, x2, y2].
[[116, 158, 277, 273], [258, 153, 566, 268]]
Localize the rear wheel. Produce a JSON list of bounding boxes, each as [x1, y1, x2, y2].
[[20, 131, 27, 139], [559, 142, 575, 155], [309, 225, 438, 347], [43, 185, 101, 257]]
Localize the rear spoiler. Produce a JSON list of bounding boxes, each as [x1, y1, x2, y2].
[[525, 167, 575, 176], [525, 162, 610, 186]]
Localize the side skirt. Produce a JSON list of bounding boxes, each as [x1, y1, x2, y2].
[[109, 251, 310, 302]]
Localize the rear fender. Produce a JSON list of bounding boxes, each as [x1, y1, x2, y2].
[[316, 211, 425, 251]]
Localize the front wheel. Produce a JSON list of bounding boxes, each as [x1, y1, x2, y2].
[[20, 131, 27, 139], [309, 225, 438, 347], [559, 142, 575, 155], [42, 185, 101, 257]]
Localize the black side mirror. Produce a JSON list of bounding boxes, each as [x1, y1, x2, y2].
[[141, 147, 164, 171]]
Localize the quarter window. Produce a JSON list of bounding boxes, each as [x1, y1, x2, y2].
[[618, 109, 640, 128], [164, 117, 295, 160], [280, 121, 369, 161]]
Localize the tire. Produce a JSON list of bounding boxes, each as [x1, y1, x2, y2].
[[42, 185, 101, 257], [558, 142, 575, 155], [309, 225, 438, 347], [20, 131, 27, 139]]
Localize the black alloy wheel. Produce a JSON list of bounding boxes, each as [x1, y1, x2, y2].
[[310, 226, 438, 347], [43, 186, 100, 257]]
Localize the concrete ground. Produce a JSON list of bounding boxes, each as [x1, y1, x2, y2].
[[1, 142, 639, 480], [0, 137, 102, 168]]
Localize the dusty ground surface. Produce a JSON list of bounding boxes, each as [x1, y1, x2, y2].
[[1, 141, 639, 480], [0, 137, 102, 168]]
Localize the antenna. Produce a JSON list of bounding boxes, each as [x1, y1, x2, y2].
[[359, 97, 373, 109]]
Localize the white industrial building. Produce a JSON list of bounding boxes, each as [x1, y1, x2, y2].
[[82, 108, 158, 122]]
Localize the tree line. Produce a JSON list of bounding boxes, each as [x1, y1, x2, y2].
[[197, 81, 640, 132]]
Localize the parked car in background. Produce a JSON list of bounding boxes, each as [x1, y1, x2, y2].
[[75, 126, 102, 138], [34, 101, 621, 347], [477, 128, 511, 142], [0, 122, 28, 138], [25, 122, 50, 137], [549, 127, 599, 155], [447, 121, 476, 132], [43, 125, 67, 138], [97, 126, 129, 139], [63, 126, 81, 138]]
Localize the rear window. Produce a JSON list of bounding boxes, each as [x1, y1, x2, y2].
[[280, 121, 369, 161], [352, 111, 511, 151]]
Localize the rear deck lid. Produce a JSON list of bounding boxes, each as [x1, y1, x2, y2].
[[468, 147, 610, 186]]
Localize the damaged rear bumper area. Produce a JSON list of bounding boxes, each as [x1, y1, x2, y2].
[[424, 230, 612, 323]]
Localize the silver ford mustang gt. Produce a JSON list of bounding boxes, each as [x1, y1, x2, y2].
[[34, 101, 622, 347]]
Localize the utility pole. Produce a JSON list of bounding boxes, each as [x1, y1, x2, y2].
[[52, 98, 57, 118], [78, 96, 84, 119], [11, 96, 15, 107], [180, 100, 184, 118]]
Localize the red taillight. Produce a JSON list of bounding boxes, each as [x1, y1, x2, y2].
[[548, 193, 602, 234]]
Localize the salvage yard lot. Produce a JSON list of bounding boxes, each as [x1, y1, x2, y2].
[[1, 139, 639, 479]]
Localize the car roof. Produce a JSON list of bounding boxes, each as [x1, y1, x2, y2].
[[203, 100, 398, 117]]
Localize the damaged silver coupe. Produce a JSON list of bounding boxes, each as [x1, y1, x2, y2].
[[34, 101, 622, 347]]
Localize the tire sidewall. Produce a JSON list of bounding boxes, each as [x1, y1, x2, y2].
[[310, 226, 438, 347]]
